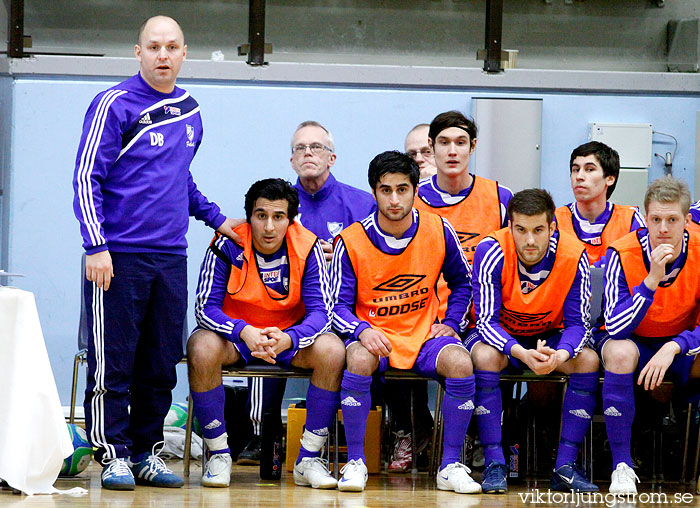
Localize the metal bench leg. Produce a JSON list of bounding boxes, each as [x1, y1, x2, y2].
[[184, 396, 194, 477], [583, 418, 593, 480], [652, 427, 658, 482], [410, 384, 418, 475], [69, 351, 84, 424], [335, 410, 340, 479], [693, 419, 700, 486], [430, 383, 444, 476], [682, 402, 692, 483]]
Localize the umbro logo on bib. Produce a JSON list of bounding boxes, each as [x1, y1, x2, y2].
[[373, 274, 426, 292]]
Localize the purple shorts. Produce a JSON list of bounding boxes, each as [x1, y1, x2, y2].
[[596, 333, 696, 386], [345, 335, 465, 380]]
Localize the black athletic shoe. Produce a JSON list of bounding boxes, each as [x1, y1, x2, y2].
[[237, 435, 261, 465], [551, 462, 598, 493]]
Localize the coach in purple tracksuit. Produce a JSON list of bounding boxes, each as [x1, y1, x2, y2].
[[236, 120, 376, 465], [72, 15, 237, 490]]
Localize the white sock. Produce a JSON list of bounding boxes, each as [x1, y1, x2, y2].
[[204, 432, 229, 453], [300, 429, 326, 453]]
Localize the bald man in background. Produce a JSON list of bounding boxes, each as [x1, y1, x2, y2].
[[405, 124, 437, 180]]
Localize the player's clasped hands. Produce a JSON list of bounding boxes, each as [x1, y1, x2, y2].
[[261, 327, 293, 356], [241, 325, 291, 364], [524, 339, 559, 375]]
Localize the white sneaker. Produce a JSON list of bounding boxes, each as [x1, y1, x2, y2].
[[202, 453, 232, 488], [437, 462, 482, 494], [609, 463, 639, 494], [293, 457, 338, 489], [338, 459, 368, 492]]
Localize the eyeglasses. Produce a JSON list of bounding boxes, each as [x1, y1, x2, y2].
[[406, 148, 433, 159], [292, 143, 333, 155]]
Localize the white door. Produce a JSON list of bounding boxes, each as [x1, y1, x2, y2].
[[472, 98, 543, 193]]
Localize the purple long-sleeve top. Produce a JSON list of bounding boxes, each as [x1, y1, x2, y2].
[[294, 173, 376, 242], [73, 73, 225, 256], [602, 228, 700, 355]]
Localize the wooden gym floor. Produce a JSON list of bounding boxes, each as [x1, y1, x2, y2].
[[2, 461, 698, 508]]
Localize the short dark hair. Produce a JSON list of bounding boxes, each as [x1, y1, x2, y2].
[[507, 188, 556, 224], [244, 178, 299, 222], [368, 151, 420, 191], [570, 141, 620, 199], [429, 111, 478, 144]]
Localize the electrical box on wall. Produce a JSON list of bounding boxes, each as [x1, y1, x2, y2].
[[589, 123, 653, 169]]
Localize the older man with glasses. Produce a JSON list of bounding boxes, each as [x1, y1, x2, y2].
[[236, 121, 376, 467]]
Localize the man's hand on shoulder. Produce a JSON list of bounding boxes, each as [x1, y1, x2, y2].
[[217, 218, 246, 243], [429, 323, 458, 339], [240, 325, 278, 364], [85, 250, 114, 291], [358, 328, 392, 357]]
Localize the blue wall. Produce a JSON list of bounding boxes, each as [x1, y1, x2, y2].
[[5, 77, 700, 405]]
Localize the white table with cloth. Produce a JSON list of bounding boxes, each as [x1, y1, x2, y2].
[[0, 286, 75, 495]]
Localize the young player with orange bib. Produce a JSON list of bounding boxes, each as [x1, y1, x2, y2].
[[385, 112, 512, 472], [414, 111, 512, 267], [596, 176, 700, 494], [187, 179, 345, 489], [467, 189, 600, 494], [330, 151, 479, 493], [555, 142, 645, 267]]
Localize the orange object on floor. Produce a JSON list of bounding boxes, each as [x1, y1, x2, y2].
[[286, 404, 382, 473]]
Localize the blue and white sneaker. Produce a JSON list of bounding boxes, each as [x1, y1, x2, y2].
[[481, 461, 508, 493], [338, 459, 368, 492], [101, 458, 135, 491], [551, 463, 598, 492], [129, 443, 184, 488]]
